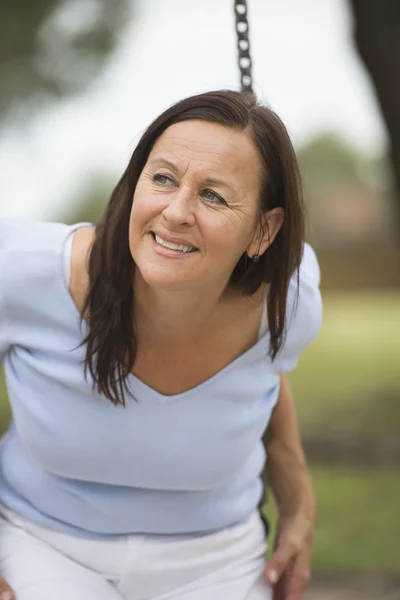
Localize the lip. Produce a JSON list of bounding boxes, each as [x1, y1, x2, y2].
[[150, 233, 198, 259], [151, 230, 198, 250]]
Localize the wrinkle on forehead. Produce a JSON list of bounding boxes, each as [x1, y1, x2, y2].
[[150, 122, 261, 196], [155, 130, 249, 164]]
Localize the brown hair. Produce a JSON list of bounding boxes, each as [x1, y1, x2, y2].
[[82, 90, 305, 405]]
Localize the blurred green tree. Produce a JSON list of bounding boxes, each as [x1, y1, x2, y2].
[[59, 172, 114, 224], [0, 0, 129, 120], [297, 133, 389, 206], [298, 133, 381, 191], [297, 133, 393, 248], [349, 0, 400, 232]]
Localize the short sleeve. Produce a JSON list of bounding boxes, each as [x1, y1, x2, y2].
[[273, 243, 323, 372]]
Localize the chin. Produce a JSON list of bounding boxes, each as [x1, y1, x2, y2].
[[136, 262, 195, 291]]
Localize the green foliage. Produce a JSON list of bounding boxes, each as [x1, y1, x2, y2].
[[58, 173, 115, 225], [0, 0, 129, 120], [297, 133, 392, 248], [297, 132, 385, 192]]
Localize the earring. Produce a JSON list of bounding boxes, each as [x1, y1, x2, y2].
[[251, 254, 259, 263]]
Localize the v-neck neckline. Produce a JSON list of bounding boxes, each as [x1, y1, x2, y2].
[[58, 224, 270, 404], [126, 331, 269, 404]]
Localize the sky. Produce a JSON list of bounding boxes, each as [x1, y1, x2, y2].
[[0, 0, 387, 220]]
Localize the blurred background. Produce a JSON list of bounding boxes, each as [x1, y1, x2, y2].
[[0, 1, 399, 597]]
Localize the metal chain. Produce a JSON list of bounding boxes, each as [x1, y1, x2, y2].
[[234, 0, 254, 94]]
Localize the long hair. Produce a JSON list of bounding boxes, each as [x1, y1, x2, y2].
[[82, 90, 305, 405]]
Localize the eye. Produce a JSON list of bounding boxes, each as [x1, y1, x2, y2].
[[202, 189, 226, 205], [153, 173, 175, 186]]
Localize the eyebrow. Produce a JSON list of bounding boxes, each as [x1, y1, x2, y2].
[[149, 157, 238, 195]]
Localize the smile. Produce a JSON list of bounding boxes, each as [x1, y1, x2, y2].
[[151, 233, 197, 254]]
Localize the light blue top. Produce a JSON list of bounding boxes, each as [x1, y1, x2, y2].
[[0, 218, 322, 538]]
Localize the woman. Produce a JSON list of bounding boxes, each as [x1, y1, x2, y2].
[[0, 90, 322, 600]]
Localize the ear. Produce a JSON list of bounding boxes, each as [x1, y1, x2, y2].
[[247, 208, 285, 258]]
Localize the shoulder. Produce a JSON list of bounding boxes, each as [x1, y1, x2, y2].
[[0, 218, 71, 286], [296, 243, 321, 294], [273, 243, 323, 372], [0, 217, 94, 259], [69, 225, 96, 314], [0, 218, 93, 312], [0, 217, 70, 248]]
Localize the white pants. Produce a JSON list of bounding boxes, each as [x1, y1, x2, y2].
[[0, 507, 271, 600]]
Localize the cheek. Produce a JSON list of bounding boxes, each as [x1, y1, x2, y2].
[[129, 190, 152, 233], [130, 185, 166, 226], [130, 188, 145, 219], [203, 215, 250, 260], [128, 192, 147, 253]]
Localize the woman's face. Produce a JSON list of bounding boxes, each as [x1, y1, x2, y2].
[[129, 119, 282, 293]]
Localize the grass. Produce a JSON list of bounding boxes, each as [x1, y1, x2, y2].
[[264, 465, 400, 574], [288, 290, 400, 436]]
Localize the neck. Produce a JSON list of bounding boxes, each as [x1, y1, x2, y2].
[[133, 271, 235, 342]]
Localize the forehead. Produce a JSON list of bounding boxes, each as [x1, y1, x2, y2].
[[149, 120, 260, 182]]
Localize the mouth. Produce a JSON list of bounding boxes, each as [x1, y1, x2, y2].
[[151, 232, 198, 254]]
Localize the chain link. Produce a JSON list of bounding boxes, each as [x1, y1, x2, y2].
[[234, 0, 253, 94]]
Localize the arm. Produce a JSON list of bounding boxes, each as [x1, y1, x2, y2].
[[263, 374, 315, 600], [265, 374, 315, 519]]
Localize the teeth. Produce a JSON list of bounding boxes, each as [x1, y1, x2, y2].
[[154, 234, 195, 253]]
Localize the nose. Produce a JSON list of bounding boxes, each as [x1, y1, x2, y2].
[[161, 186, 196, 227]]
